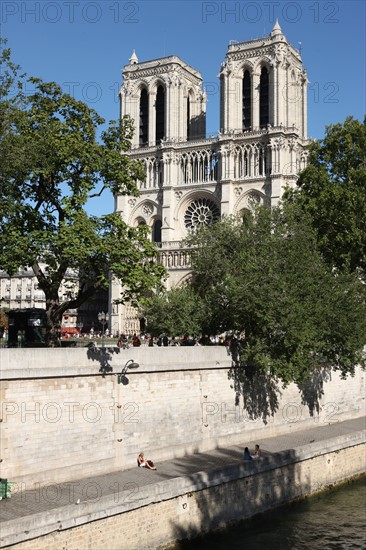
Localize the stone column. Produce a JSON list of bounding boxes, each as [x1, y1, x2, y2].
[[165, 81, 171, 140], [161, 153, 175, 242], [252, 71, 260, 129], [149, 91, 156, 146], [273, 63, 279, 127], [302, 73, 308, 139]]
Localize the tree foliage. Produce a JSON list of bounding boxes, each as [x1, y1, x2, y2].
[[0, 309, 8, 330], [184, 204, 366, 384], [140, 285, 206, 337], [0, 42, 166, 343], [284, 116, 366, 276]]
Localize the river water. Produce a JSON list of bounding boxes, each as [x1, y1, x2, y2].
[[173, 475, 366, 549]]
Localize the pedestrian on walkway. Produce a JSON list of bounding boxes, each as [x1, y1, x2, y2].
[[251, 444, 261, 459], [137, 452, 157, 470], [243, 447, 252, 461]]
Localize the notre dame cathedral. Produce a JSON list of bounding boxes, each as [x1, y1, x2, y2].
[[110, 21, 309, 335]]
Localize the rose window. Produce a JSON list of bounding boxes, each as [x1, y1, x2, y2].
[[184, 198, 220, 229]]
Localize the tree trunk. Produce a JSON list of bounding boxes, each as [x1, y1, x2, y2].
[[45, 295, 63, 347]]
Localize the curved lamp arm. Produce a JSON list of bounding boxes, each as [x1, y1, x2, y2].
[[121, 359, 140, 376]]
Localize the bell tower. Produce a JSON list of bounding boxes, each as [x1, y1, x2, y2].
[[219, 20, 307, 139], [119, 53, 207, 149]]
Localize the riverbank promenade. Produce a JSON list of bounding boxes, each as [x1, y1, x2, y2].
[[1, 416, 365, 549]]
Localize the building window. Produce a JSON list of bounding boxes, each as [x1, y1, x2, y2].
[[155, 85, 165, 144], [139, 88, 148, 146], [152, 219, 162, 243], [184, 198, 220, 229], [260, 67, 269, 128], [242, 70, 251, 130], [187, 97, 191, 140]]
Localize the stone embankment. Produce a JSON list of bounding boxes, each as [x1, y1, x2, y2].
[[0, 347, 365, 548]]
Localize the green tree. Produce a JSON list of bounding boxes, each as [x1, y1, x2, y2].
[[140, 285, 206, 338], [0, 309, 8, 333], [284, 116, 366, 276], [185, 205, 366, 384], [0, 44, 166, 344]]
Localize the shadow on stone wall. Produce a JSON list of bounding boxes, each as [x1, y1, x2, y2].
[[86, 343, 120, 375], [297, 366, 332, 417], [168, 449, 306, 547], [227, 365, 282, 425], [227, 351, 334, 425]]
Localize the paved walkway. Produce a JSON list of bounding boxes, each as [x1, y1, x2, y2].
[[1, 416, 365, 524]]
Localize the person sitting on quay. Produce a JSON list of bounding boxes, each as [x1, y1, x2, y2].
[[137, 452, 157, 470], [243, 447, 252, 461], [132, 333, 141, 347], [251, 444, 261, 459], [117, 334, 127, 348]]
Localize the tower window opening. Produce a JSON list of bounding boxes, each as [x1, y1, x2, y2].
[[152, 219, 162, 243], [242, 70, 251, 131], [139, 88, 148, 146], [155, 85, 165, 144], [260, 67, 269, 128], [187, 97, 191, 140]]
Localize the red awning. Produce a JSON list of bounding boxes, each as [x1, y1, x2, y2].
[[61, 327, 79, 334]]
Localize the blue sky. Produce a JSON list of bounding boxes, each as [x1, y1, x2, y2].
[[2, 0, 365, 215]]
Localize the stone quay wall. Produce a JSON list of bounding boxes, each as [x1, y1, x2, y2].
[[2, 435, 365, 549], [0, 347, 364, 490]]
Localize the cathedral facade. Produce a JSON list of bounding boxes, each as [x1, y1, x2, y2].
[[110, 21, 308, 335]]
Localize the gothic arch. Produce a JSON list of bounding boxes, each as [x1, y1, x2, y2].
[[139, 156, 162, 190], [139, 86, 149, 146], [135, 80, 150, 94], [155, 83, 166, 144], [242, 69, 252, 131], [259, 66, 270, 128], [233, 189, 265, 214], [175, 273, 193, 288], [135, 216, 147, 226], [253, 57, 273, 73], [129, 199, 159, 226], [151, 217, 162, 243], [233, 60, 254, 78], [186, 89, 195, 140], [179, 149, 218, 184], [187, 87, 195, 100], [149, 77, 166, 93]]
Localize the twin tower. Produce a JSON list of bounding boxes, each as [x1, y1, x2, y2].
[[111, 21, 309, 334]]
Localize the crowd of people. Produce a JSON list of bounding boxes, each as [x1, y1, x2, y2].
[[114, 333, 243, 349]]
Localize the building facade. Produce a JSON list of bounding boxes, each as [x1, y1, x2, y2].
[[111, 21, 309, 334], [0, 268, 108, 335]]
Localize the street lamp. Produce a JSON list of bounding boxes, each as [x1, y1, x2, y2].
[[98, 311, 109, 347], [118, 359, 140, 384]]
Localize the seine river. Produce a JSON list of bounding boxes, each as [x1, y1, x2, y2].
[[173, 475, 366, 549]]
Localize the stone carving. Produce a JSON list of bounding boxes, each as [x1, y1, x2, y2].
[[156, 190, 163, 205], [142, 203, 153, 216], [274, 44, 289, 66], [128, 198, 137, 207], [247, 192, 261, 205], [234, 186, 243, 197], [120, 81, 136, 96]]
